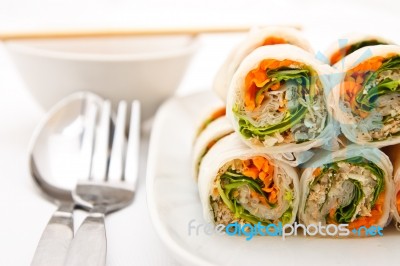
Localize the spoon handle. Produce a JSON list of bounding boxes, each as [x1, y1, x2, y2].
[[64, 212, 107, 266], [31, 202, 74, 266]]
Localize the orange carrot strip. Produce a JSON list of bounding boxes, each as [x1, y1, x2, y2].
[[244, 59, 302, 111], [348, 191, 385, 229], [262, 36, 287, 46], [313, 168, 322, 177], [259, 171, 266, 181], [210, 107, 226, 120], [243, 167, 259, 179], [253, 156, 266, 171], [330, 46, 350, 65], [262, 160, 270, 173], [396, 191, 400, 214]]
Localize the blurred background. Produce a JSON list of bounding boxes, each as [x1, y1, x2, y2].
[[1, 0, 400, 96]]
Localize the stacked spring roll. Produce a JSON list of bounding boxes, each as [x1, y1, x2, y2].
[[326, 34, 393, 66], [193, 113, 233, 180], [298, 146, 393, 229], [332, 45, 400, 146], [195, 107, 226, 138], [226, 44, 335, 154], [381, 144, 400, 224], [214, 26, 313, 101], [198, 134, 299, 226]]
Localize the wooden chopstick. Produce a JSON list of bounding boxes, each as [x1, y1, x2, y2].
[[0, 25, 302, 40]]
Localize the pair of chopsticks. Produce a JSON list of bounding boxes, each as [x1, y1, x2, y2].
[[0, 25, 301, 40]]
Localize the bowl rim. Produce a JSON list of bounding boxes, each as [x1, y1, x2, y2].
[[4, 35, 200, 62]]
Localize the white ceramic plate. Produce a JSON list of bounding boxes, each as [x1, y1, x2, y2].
[[146, 91, 400, 266]]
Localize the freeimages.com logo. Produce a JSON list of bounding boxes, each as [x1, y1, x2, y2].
[[188, 219, 383, 241]]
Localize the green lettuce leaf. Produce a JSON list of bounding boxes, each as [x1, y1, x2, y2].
[[347, 40, 387, 56], [236, 106, 307, 138], [334, 179, 364, 223], [280, 207, 293, 225], [356, 55, 400, 112], [215, 169, 294, 225], [306, 156, 385, 222], [233, 67, 316, 141]]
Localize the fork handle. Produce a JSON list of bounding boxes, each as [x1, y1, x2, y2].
[[64, 212, 107, 266]]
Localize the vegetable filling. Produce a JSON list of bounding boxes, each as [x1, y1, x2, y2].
[[330, 40, 388, 65], [197, 107, 226, 136], [397, 190, 400, 215], [304, 157, 385, 229], [340, 55, 400, 141], [196, 133, 232, 174], [233, 59, 327, 146], [210, 156, 295, 226], [262, 36, 287, 46]]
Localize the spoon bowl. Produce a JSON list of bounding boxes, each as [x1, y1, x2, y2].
[[29, 91, 104, 265], [30, 92, 103, 201]]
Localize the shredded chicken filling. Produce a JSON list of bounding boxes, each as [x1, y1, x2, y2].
[[341, 63, 400, 141], [305, 162, 381, 225]]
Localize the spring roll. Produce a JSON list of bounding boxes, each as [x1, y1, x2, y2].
[[298, 146, 393, 230], [227, 44, 335, 154], [332, 45, 400, 146], [198, 133, 299, 226], [325, 34, 393, 66], [381, 144, 400, 224], [195, 106, 226, 138], [214, 26, 313, 101], [193, 116, 233, 180]]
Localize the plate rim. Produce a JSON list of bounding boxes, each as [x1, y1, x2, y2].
[[146, 91, 215, 266]]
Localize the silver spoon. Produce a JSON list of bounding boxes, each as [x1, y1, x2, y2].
[[29, 92, 103, 266]]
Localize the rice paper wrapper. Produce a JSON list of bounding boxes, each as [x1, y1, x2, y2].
[[213, 26, 313, 101], [192, 117, 233, 181], [329, 45, 400, 147], [298, 145, 393, 228], [198, 133, 299, 225], [381, 144, 400, 223], [192, 99, 225, 143], [226, 44, 338, 154], [325, 33, 394, 66]]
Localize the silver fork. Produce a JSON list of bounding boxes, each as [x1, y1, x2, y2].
[[64, 100, 140, 266]]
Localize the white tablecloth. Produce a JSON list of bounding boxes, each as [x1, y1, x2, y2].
[[1, 1, 400, 265]]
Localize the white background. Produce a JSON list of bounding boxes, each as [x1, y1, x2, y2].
[[0, 0, 400, 265]]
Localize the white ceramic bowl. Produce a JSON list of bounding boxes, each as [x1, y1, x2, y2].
[[5, 35, 199, 119]]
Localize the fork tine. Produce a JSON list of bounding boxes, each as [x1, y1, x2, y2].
[[80, 102, 97, 180], [90, 100, 111, 180], [108, 101, 127, 181], [124, 100, 141, 187]]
